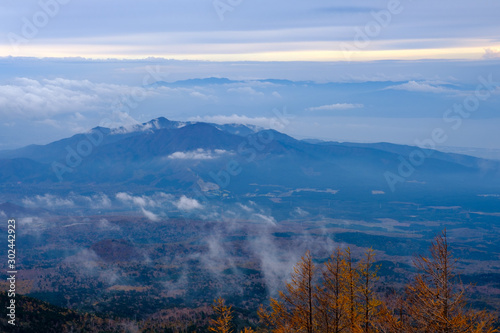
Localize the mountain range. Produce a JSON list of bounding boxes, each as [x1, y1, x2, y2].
[[1, 117, 499, 205]]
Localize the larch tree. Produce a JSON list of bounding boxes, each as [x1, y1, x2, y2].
[[375, 290, 411, 333], [259, 231, 498, 333], [258, 297, 294, 333], [406, 230, 498, 333], [357, 248, 381, 333], [316, 247, 349, 333], [343, 247, 362, 333], [283, 250, 316, 333], [209, 297, 234, 333], [210, 298, 257, 333], [259, 251, 317, 332]]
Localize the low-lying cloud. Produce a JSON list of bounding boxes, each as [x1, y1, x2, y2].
[[227, 86, 264, 96], [141, 207, 160, 222], [23, 193, 75, 208], [167, 148, 230, 160], [387, 81, 455, 94], [306, 103, 363, 111], [175, 195, 203, 211], [115, 192, 173, 221], [0, 78, 155, 120]]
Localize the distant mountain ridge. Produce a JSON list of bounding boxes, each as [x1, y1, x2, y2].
[[0, 117, 262, 163], [0, 117, 499, 198], [149, 77, 304, 87]]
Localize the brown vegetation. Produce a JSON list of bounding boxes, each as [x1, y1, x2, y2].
[[210, 230, 498, 333]]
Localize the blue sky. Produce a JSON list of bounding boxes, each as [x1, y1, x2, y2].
[[0, 1, 499, 150]]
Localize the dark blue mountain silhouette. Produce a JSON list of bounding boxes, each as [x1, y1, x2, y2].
[[0, 118, 498, 197]]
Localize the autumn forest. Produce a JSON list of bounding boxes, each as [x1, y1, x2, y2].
[[208, 231, 499, 333]]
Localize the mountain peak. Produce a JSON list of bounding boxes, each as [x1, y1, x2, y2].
[[90, 126, 111, 134], [151, 116, 169, 122], [144, 117, 175, 128], [181, 122, 222, 134]]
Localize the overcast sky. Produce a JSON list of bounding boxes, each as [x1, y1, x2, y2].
[[1, 0, 500, 60], [0, 1, 499, 150]]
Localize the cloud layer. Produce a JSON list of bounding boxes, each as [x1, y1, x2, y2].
[[387, 81, 455, 94], [1, 1, 500, 61], [306, 103, 364, 111], [0, 60, 499, 150], [167, 149, 230, 160]]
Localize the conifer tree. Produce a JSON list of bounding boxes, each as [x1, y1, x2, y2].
[[259, 251, 317, 332], [357, 249, 381, 333], [343, 248, 362, 333], [258, 298, 292, 332], [375, 290, 411, 333], [259, 231, 498, 333], [209, 297, 234, 333], [406, 230, 498, 333], [281, 250, 316, 333], [316, 247, 349, 333]]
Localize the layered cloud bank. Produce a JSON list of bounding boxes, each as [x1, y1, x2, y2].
[[1, 1, 499, 60]]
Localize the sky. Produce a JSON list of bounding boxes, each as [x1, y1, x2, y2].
[[0, 0, 499, 150]]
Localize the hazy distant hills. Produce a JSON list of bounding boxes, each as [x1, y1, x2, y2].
[[150, 77, 301, 87], [0, 117, 499, 197], [0, 202, 52, 217]]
